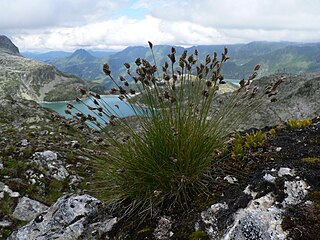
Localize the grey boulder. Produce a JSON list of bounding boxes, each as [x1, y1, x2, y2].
[[10, 194, 101, 240]]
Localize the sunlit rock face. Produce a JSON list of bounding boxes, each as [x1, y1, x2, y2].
[[0, 35, 86, 102]]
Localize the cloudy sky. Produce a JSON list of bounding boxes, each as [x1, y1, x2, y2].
[[1, 0, 320, 52]]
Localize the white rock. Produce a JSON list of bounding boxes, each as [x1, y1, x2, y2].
[[263, 173, 276, 183], [278, 167, 295, 177], [222, 193, 287, 240], [34, 150, 57, 161], [0, 158, 3, 170], [201, 202, 228, 238], [283, 180, 309, 206], [154, 216, 172, 240], [243, 185, 258, 198], [20, 139, 29, 146], [224, 175, 238, 184], [0, 220, 12, 227], [9, 192, 20, 198]]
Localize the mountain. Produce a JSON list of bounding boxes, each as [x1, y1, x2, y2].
[[0, 35, 92, 102], [88, 50, 117, 58], [26, 41, 320, 90], [239, 44, 320, 76], [102, 42, 320, 88], [22, 50, 116, 62], [0, 35, 20, 55], [48, 49, 107, 82], [22, 51, 72, 62]]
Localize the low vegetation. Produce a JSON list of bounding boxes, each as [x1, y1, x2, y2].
[[67, 42, 284, 219], [287, 118, 312, 129]]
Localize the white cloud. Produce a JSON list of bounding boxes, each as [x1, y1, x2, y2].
[[0, 0, 130, 30], [2, 0, 320, 51], [137, 0, 320, 30], [12, 16, 228, 51]]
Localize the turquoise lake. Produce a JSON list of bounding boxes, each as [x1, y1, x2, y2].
[[40, 95, 137, 121], [40, 79, 239, 122]]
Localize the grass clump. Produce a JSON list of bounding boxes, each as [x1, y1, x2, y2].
[[68, 42, 284, 219], [287, 118, 312, 129]]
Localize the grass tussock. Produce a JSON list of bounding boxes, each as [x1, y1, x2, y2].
[[67, 42, 284, 219]]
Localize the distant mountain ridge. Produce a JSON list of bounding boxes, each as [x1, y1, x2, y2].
[[23, 41, 320, 89], [47, 49, 107, 82], [22, 50, 116, 62], [0, 35, 95, 102]]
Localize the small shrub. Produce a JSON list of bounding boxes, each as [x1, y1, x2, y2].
[[69, 42, 284, 219], [287, 118, 312, 129]]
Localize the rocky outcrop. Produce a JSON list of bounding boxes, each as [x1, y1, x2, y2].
[[0, 36, 88, 102], [12, 197, 48, 222], [243, 73, 320, 129], [0, 35, 19, 56], [9, 195, 102, 240]]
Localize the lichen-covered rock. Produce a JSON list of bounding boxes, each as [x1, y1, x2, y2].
[[80, 217, 118, 239], [32, 150, 69, 180], [12, 196, 49, 221], [199, 167, 310, 240], [154, 216, 173, 240], [9, 194, 101, 240]]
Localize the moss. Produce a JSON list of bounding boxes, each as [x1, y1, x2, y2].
[[230, 130, 267, 159], [307, 192, 320, 202], [282, 203, 320, 240], [191, 194, 217, 212], [287, 118, 312, 129], [302, 157, 320, 163], [3, 145, 17, 156], [1, 229, 12, 238], [267, 128, 276, 135], [245, 130, 267, 149], [137, 226, 152, 235], [1, 158, 28, 177], [22, 147, 34, 158], [189, 231, 207, 240], [0, 192, 15, 217], [65, 152, 76, 161]]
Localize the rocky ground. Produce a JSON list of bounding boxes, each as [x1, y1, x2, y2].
[[0, 96, 319, 239]]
